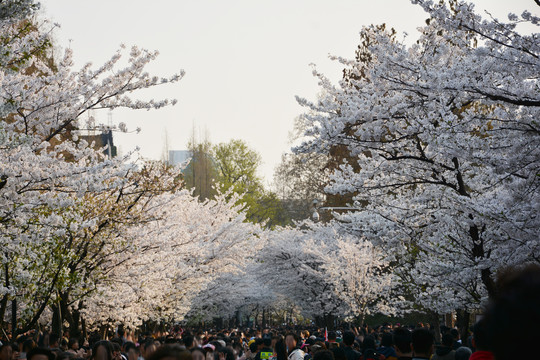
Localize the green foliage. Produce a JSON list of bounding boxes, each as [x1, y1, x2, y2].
[[211, 139, 290, 228], [213, 139, 262, 196]]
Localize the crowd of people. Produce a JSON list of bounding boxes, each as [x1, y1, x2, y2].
[[0, 320, 512, 360], [1, 264, 538, 360]]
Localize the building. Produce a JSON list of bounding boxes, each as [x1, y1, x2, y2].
[[79, 130, 117, 159], [168, 150, 191, 167]]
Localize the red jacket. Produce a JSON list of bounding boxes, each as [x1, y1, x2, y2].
[[470, 351, 494, 360]]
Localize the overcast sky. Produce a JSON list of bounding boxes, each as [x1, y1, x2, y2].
[[40, 0, 537, 185]]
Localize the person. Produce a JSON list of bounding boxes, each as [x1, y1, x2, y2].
[[141, 340, 158, 360], [359, 337, 379, 360], [313, 350, 334, 360], [92, 341, 114, 360], [0, 343, 13, 360], [448, 330, 460, 351], [326, 333, 338, 350], [482, 264, 540, 360], [217, 347, 234, 360], [59, 339, 68, 352], [201, 344, 214, 360], [182, 336, 194, 351], [453, 347, 470, 360], [330, 348, 346, 360], [300, 332, 310, 347], [284, 334, 304, 360], [273, 339, 287, 360], [26, 348, 54, 360], [431, 333, 455, 360], [112, 342, 127, 360], [146, 346, 192, 360], [341, 332, 361, 360], [392, 328, 412, 360], [254, 335, 273, 360], [411, 328, 432, 360], [190, 348, 205, 360], [68, 338, 79, 354], [37, 333, 50, 349], [469, 319, 493, 360], [10, 344, 19, 360], [117, 330, 127, 346], [48, 334, 61, 353], [124, 342, 139, 360], [243, 341, 255, 360], [376, 334, 396, 360], [20, 339, 37, 360]]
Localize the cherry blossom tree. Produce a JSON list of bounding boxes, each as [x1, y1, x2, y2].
[[306, 231, 394, 325], [0, 2, 183, 333], [185, 263, 276, 326], [295, 0, 540, 322], [257, 223, 344, 328], [80, 191, 265, 330]]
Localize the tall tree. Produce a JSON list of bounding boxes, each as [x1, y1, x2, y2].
[[213, 139, 262, 196], [0, 4, 183, 333], [212, 139, 289, 227], [184, 129, 217, 200], [307, 230, 394, 325], [257, 223, 346, 328], [80, 190, 264, 329], [274, 115, 329, 222], [295, 0, 540, 323]]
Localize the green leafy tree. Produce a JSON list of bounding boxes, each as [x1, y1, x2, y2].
[[213, 139, 262, 197], [212, 139, 289, 227]]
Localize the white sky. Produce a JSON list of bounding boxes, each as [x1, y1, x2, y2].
[[40, 0, 537, 185]]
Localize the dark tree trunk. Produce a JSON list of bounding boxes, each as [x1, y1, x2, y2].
[[0, 264, 10, 331], [68, 307, 82, 340], [81, 316, 87, 341], [11, 298, 17, 340], [51, 304, 62, 336], [445, 313, 454, 328], [469, 222, 496, 298], [429, 312, 441, 343], [213, 317, 223, 329], [235, 310, 240, 328], [0, 294, 7, 330], [456, 309, 471, 344]]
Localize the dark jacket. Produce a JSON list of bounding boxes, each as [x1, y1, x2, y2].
[[431, 346, 455, 360], [343, 346, 361, 360]]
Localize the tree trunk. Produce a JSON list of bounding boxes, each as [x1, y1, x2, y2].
[[11, 298, 17, 340], [235, 310, 240, 328], [51, 304, 62, 336], [456, 309, 471, 344], [59, 291, 80, 340], [429, 312, 441, 343], [469, 223, 496, 298], [68, 307, 82, 340], [213, 317, 223, 329], [445, 313, 454, 328], [0, 264, 10, 330], [81, 316, 87, 341], [358, 312, 365, 328], [0, 294, 7, 330]]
